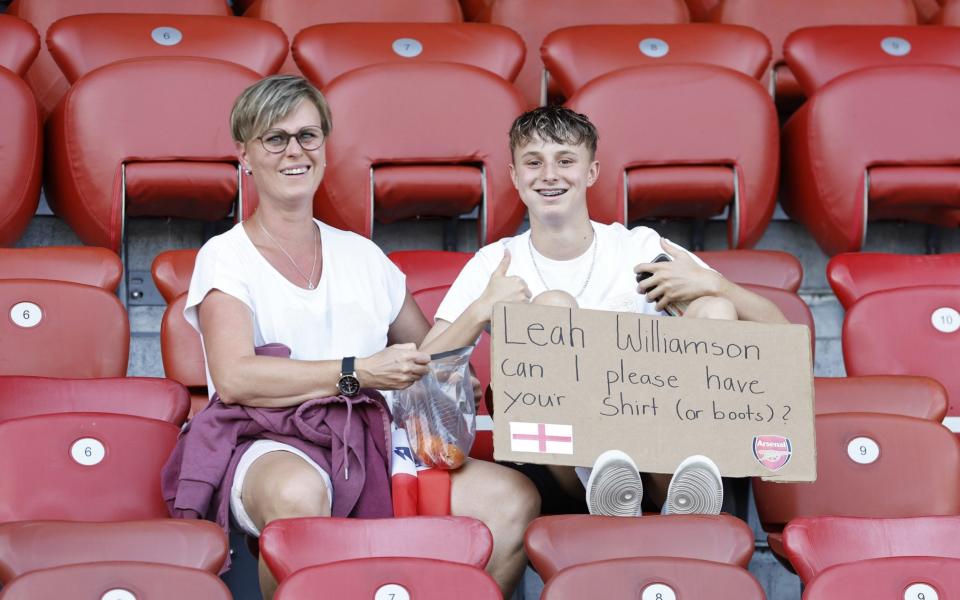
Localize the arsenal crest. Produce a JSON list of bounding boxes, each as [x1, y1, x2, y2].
[[753, 435, 792, 471]]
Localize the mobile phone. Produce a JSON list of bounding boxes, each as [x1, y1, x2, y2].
[[636, 253, 687, 316], [635, 253, 672, 283]]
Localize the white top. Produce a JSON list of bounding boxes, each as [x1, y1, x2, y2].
[[435, 221, 710, 322], [184, 220, 406, 397]]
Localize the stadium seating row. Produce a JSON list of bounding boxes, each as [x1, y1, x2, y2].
[[4, 13, 960, 258]]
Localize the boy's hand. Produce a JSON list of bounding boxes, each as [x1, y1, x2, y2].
[[634, 239, 725, 311], [477, 250, 531, 315]]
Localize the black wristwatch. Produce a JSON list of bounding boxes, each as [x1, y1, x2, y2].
[[337, 356, 360, 397]]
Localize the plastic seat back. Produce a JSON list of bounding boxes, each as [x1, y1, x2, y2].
[[0, 66, 41, 247], [784, 515, 960, 584], [843, 285, 960, 424], [0, 413, 179, 522], [542, 556, 766, 600], [47, 13, 288, 84], [7, 0, 229, 116], [0, 247, 122, 290], [0, 280, 128, 378], [45, 56, 260, 250], [152, 249, 207, 415], [0, 376, 190, 426], [781, 66, 960, 255], [934, 1, 960, 23], [543, 23, 770, 99], [260, 516, 493, 582], [245, 0, 463, 74], [827, 252, 960, 309], [696, 249, 802, 292], [292, 22, 524, 88], [0, 520, 228, 583], [0, 561, 231, 600], [786, 25, 960, 97], [803, 556, 960, 600], [487, 0, 689, 106], [814, 376, 948, 420], [0, 15, 39, 76], [713, 0, 917, 109], [316, 62, 525, 244], [753, 413, 960, 538], [566, 64, 777, 249], [274, 557, 500, 600], [525, 514, 754, 582]]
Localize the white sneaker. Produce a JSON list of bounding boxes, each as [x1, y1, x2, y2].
[[663, 454, 723, 515], [585, 450, 643, 517]]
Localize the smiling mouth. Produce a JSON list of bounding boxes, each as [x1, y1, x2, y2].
[[281, 166, 310, 176], [537, 189, 567, 197]]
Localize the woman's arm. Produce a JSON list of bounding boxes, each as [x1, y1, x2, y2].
[[199, 290, 431, 407], [635, 239, 789, 324]]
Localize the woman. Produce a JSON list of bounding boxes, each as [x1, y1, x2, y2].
[[163, 75, 539, 599]]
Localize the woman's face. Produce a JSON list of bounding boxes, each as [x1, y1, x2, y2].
[[236, 99, 327, 206]]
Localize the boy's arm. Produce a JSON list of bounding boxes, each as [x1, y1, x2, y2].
[[636, 239, 789, 324]]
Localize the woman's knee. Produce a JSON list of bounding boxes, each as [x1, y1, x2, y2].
[[686, 296, 737, 320], [244, 454, 331, 527]]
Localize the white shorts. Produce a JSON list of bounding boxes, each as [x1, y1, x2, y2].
[[230, 439, 334, 537]]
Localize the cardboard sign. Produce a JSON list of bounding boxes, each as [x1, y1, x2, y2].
[[491, 302, 816, 482]]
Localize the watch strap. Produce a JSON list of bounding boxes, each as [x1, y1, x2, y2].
[[341, 356, 355, 375]]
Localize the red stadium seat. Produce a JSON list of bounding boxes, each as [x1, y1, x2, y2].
[[541, 557, 765, 600], [814, 376, 948, 420], [803, 556, 960, 600], [244, 0, 463, 74], [686, 0, 722, 21], [6, 0, 230, 116], [152, 250, 207, 416], [842, 285, 960, 428], [525, 514, 754, 582], [0, 413, 179, 522], [45, 57, 260, 251], [0, 561, 231, 600], [389, 250, 493, 459], [0, 247, 121, 290], [753, 413, 960, 560], [292, 22, 524, 88], [313, 62, 526, 244], [486, 0, 688, 107], [931, 0, 960, 23], [260, 516, 493, 582], [0, 64, 41, 247], [0, 15, 39, 77], [785, 25, 960, 98], [784, 515, 960, 584], [566, 64, 778, 249], [920, 0, 949, 21], [781, 66, 960, 255], [827, 252, 960, 310], [274, 557, 500, 600], [47, 13, 288, 83], [713, 0, 917, 111], [0, 520, 227, 583], [696, 250, 802, 292], [542, 24, 770, 100], [0, 376, 190, 426]]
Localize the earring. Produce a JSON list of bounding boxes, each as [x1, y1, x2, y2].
[[244, 167, 253, 175]]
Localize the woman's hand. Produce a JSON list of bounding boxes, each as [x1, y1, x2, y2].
[[357, 343, 431, 390], [475, 250, 531, 316], [634, 239, 725, 312]]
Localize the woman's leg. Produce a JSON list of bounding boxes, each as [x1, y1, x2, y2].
[[451, 458, 541, 597], [240, 451, 332, 600]]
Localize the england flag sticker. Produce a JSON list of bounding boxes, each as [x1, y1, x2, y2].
[[510, 422, 574, 454], [753, 435, 792, 471]]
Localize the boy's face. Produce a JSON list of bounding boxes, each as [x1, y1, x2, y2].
[[509, 135, 598, 223]]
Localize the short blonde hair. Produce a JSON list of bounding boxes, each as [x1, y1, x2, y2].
[[230, 75, 332, 144]]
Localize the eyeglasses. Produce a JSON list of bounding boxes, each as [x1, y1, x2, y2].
[[257, 126, 325, 154]]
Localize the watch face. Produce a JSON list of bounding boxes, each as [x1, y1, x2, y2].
[[338, 375, 360, 396]]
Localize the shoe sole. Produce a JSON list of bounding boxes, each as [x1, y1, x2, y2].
[[664, 454, 723, 515], [586, 450, 643, 517]]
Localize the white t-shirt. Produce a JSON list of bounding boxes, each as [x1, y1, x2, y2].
[[184, 220, 406, 397], [435, 221, 711, 323]]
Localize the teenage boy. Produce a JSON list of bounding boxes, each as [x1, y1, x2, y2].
[[422, 105, 787, 516]]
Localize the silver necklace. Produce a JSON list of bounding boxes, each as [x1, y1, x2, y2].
[[257, 218, 319, 289], [527, 228, 598, 298]]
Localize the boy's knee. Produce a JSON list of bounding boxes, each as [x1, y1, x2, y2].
[[686, 296, 737, 321], [533, 290, 579, 309]]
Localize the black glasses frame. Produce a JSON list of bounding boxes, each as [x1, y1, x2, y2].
[[257, 126, 325, 154]]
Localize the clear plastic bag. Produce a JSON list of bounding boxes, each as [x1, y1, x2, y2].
[[392, 346, 475, 470]]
